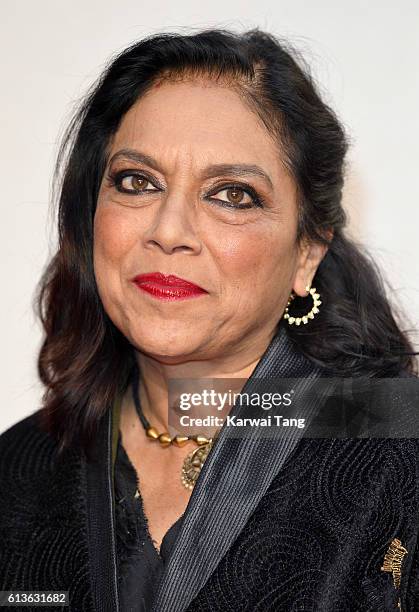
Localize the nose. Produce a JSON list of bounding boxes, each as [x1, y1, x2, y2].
[[142, 193, 202, 255]]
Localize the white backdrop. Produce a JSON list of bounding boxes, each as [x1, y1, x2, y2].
[[1, 0, 418, 433]]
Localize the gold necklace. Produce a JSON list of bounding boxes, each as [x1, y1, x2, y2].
[[130, 367, 214, 490], [144, 426, 214, 490]]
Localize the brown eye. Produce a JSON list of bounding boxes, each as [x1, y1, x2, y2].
[[121, 175, 149, 192], [207, 184, 263, 209], [109, 171, 160, 195], [225, 187, 249, 205]]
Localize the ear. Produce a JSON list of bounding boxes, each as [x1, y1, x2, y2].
[[292, 230, 333, 297]]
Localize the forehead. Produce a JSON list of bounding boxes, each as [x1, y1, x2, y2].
[[109, 79, 286, 179]]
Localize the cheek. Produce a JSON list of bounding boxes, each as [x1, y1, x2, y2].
[[93, 207, 133, 267], [92, 207, 136, 310], [213, 225, 297, 287]]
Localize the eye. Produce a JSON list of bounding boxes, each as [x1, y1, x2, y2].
[[107, 170, 159, 195], [206, 184, 265, 209]]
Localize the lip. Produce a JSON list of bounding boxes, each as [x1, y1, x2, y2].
[[131, 272, 208, 301]]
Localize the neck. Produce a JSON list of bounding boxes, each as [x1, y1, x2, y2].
[[121, 326, 278, 435]]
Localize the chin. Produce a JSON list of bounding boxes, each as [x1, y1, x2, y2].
[[136, 345, 201, 365], [129, 328, 204, 362]]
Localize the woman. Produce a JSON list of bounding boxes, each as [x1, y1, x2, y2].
[[0, 27, 418, 612]]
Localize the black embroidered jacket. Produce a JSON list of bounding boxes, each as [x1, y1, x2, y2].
[[1, 325, 418, 611]]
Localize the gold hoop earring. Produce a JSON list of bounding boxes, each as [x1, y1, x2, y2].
[[283, 284, 322, 326]]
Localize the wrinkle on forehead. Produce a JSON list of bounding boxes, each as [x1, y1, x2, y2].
[[107, 79, 292, 194]]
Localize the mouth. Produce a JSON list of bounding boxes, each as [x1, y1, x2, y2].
[[131, 272, 208, 301]]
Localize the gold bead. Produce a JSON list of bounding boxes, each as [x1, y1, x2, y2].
[[173, 435, 189, 447], [195, 435, 209, 445], [146, 427, 159, 440], [158, 432, 172, 446]]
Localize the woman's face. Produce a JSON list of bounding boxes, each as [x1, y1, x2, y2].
[[94, 78, 326, 363]]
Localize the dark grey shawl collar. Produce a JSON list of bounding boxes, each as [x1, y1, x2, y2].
[[85, 323, 336, 612]]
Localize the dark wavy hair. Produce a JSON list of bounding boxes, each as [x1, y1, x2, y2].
[[35, 27, 418, 457]]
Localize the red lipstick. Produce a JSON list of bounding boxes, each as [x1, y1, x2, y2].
[[131, 272, 208, 301]]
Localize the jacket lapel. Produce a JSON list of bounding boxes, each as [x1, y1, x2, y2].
[[85, 395, 121, 612], [151, 324, 337, 612]]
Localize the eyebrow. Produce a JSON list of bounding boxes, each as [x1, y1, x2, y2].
[[108, 148, 274, 190]]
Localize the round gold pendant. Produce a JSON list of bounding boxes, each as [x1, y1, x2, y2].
[[181, 440, 213, 490]]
